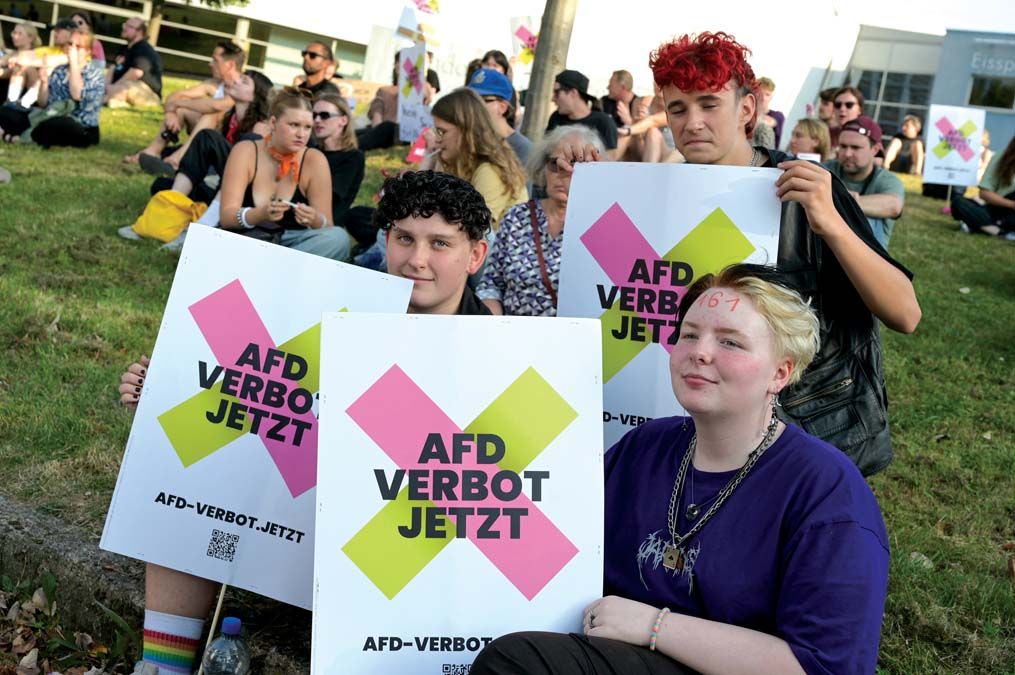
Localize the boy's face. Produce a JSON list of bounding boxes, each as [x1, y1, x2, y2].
[[663, 80, 755, 166], [386, 214, 488, 315]]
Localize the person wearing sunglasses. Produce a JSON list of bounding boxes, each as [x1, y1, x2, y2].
[[294, 41, 339, 97], [477, 125, 602, 316], [828, 85, 864, 148], [312, 92, 364, 233], [70, 12, 105, 68]]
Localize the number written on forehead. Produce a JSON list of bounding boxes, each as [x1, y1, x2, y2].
[[697, 290, 739, 312]]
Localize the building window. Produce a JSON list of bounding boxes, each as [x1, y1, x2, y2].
[[854, 69, 934, 137], [968, 76, 1015, 109]]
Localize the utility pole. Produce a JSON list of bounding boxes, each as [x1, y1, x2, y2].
[[520, 0, 579, 143]]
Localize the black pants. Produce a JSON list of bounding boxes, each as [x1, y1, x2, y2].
[[0, 104, 30, 136], [470, 632, 698, 675], [356, 121, 398, 151], [0, 105, 99, 147], [951, 191, 1015, 233], [149, 128, 256, 203]]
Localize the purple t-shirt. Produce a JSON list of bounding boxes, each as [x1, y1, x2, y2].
[[604, 417, 889, 674]]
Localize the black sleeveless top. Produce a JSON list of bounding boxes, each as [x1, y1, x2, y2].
[[241, 140, 310, 231]]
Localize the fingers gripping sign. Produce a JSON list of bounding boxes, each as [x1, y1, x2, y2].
[[775, 160, 844, 238], [582, 595, 659, 647], [118, 354, 151, 409], [556, 139, 602, 175]]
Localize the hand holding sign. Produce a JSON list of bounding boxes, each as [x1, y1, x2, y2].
[[775, 159, 841, 237]]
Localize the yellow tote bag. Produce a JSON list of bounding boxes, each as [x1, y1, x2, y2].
[[131, 190, 208, 243]]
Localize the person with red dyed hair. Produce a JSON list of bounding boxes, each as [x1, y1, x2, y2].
[[554, 31, 920, 475]]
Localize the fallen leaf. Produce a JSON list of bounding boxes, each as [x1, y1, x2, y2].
[[30, 588, 47, 614], [958, 287, 970, 294], [82, 668, 105, 675], [18, 648, 38, 669], [933, 433, 949, 442], [6, 601, 19, 621], [982, 431, 993, 441], [1001, 542, 1015, 552], [909, 551, 934, 570], [74, 632, 93, 650], [1009, 557, 1015, 583], [935, 519, 954, 536]]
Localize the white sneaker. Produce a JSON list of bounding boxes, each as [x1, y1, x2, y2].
[[1004, 232, 1015, 242], [959, 221, 971, 234], [161, 228, 188, 252], [118, 225, 142, 240], [982, 224, 1002, 236]]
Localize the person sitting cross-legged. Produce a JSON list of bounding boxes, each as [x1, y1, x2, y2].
[[950, 133, 1015, 238], [471, 263, 890, 675]]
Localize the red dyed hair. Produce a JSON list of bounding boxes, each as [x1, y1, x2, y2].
[[650, 32, 759, 136]]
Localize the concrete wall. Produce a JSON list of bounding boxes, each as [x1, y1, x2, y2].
[[930, 30, 1015, 151]]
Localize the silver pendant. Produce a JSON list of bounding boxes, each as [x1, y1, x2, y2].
[[663, 544, 685, 571], [686, 504, 700, 520]]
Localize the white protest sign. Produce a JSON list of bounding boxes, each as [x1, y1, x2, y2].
[[922, 104, 986, 187], [397, 41, 433, 143], [557, 162, 782, 449], [313, 314, 603, 674], [100, 227, 412, 609]]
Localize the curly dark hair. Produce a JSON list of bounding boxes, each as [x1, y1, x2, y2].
[[373, 170, 492, 242]]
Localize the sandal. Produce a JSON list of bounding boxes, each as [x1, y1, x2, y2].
[[139, 153, 176, 178]]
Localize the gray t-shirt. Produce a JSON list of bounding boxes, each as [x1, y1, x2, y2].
[[823, 160, 905, 248], [507, 130, 532, 167]]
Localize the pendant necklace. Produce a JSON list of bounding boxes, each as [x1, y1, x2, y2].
[[662, 411, 780, 572]]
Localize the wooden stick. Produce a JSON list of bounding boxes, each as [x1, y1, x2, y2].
[[196, 583, 228, 675]]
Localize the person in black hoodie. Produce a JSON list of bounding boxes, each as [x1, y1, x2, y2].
[[312, 91, 364, 230]]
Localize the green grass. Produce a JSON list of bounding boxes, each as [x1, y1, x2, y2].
[[1, 80, 1014, 672]]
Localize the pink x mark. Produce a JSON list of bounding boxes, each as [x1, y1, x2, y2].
[[189, 280, 318, 497], [346, 365, 577, 600], [935, 117, 975, 162], [581, 203, 688, 351], [403, 58, 423, 94], [515, 26, 538, 50]]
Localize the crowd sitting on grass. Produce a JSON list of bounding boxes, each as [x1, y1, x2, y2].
[[6, 13, 1015, 672]]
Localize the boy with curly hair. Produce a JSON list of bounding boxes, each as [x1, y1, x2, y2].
[[373, 170, 493, 315]]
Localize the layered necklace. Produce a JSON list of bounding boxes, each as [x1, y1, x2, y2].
[[662, 410, 780, 572]]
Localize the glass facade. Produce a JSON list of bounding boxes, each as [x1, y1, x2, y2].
[[857, 69, 934, 137]]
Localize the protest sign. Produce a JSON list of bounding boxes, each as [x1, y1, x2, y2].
[[557, 163, 782, 449], [312, 314, 603, 674], [397, 41, 433, 143], [100, 227, 412, 609], [396, 3, 440, 46], [922, 104, 986, 187]]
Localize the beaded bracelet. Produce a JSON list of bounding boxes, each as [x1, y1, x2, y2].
[[649, 607, 670, 651], [236, 207, 254, 230]]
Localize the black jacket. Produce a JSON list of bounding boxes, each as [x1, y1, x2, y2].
[[767, 149, 913, 476]]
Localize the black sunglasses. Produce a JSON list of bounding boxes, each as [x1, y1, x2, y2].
[[313, 111, 343, 121], [834, 101, 857, 110], [302, 50, 325, 60]]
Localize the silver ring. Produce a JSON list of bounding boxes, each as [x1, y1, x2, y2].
[[589, 613, 595, 627]]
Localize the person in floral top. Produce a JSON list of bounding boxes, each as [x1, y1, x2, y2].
[[0, 27, 104, 146], [477, 124, 605, 316]]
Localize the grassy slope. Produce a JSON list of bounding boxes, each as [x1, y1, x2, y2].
[[0, 78, 1013, 673]]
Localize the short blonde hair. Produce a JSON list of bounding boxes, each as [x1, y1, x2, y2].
[[793, 118, 831, 160], [757, 76, 776, 92], [678, 264, 820, 386]]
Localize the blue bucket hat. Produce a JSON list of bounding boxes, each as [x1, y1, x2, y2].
[[468, 67, 514, 102]]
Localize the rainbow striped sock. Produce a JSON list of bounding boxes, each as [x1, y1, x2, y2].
[[142, 610, 204, 674]]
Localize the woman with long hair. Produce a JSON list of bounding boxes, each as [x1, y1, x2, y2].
[[421, 87, 528, 227], [883, 114, 924, 175], [218, 87, 349, 260], [140, 70, 273, 204], [0, 23, 44, 104], [473, 263, 889, 675], [312, 92, 364, 229], [951, 134, 1015, 238], [70, 11, 106, 68]]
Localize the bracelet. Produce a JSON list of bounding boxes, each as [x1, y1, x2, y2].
[[648, 607, 669, 651], [320, 211, 328, 228], [236, 207, 253, 230]]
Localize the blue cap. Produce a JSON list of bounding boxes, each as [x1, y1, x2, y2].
[[222, 617, 242, 636], [468, 68, 513, 102]]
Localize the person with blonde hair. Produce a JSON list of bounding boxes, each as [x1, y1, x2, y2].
[[218, 87, 349, 260], [473, 262, 889, 675], [787, 118, 831, 160], [883, 114, 924, 175], [312, 91, 365, 229], [421, 87, 528, 227], [755, 76, 785, 146]]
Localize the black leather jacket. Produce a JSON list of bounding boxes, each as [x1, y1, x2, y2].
[[767, 149, 913, 476]]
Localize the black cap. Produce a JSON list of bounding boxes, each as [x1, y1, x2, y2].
[[52, 18, 77, 30], [555, 69, 596, 104]]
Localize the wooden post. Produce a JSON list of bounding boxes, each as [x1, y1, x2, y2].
[[520, 0, 579, 144]]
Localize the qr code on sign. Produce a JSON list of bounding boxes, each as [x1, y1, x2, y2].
[[206, 529, 239, 562], [441, 666, 470, 675]]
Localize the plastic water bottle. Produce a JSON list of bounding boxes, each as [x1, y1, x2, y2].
[[201, 617, 251, 675]]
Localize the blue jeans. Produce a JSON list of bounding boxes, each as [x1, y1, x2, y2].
[[280, 226, 352, 262]]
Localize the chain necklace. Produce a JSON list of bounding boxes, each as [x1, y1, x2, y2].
[[662, 410, 780, 572], [749, 147, 761, 167]]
